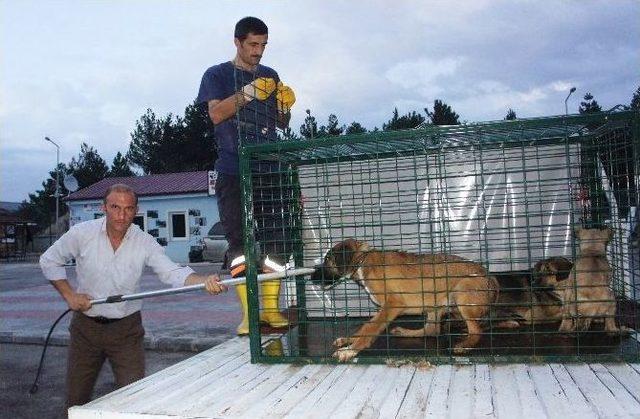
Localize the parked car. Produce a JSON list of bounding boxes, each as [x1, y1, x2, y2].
[[202, 222, 228, 265]]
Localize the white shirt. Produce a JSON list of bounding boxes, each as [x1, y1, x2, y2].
[[40, 218, 195, 319]]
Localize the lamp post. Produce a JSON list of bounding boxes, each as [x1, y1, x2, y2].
[[44, 137, 60, 239], [565, 86, 576, 116]]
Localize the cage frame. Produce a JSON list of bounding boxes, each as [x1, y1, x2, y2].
[[238, 109, 640, 364]]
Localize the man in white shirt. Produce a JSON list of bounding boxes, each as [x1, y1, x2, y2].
[[40, 183, 226, 409]]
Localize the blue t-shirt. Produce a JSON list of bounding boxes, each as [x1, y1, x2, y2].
[[197, 61, 280, 174]]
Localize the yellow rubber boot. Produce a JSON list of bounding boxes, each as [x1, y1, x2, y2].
[[259, 280, 289, 328], [235, 284, 250, 336]]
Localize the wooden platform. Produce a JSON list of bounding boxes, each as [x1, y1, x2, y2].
[[69, 337, 640, 418]]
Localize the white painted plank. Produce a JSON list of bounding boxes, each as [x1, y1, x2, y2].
[[491, 364, 522, 418], [91, 339, 248, 412], [547, 364, 598, 419], [564, 364, 628, 418], [448, 366, 474, 419], [527, 364, 577, 419], [241, 364, 332, 419], [297, 365, 370, 419], [123, 347, 250, 413], [605, 363, 640, 402], [512, 364, 547, 419], [282, 365, 351, 418], [204, 364, 303, 418], [178, 361, 271, 416], [394, 365, 438, 419], [365, 365, 416, 419], [472, 364, 496, 418], [590, 363, 640, 416], [330, 365, 400, 419], [417, 365, 456, 418]]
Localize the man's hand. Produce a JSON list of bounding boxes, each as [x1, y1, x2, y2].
[[276, 82, 296, 113], [203, 274, 227, 295], [241, 77, 276, 102], [65, 292, 92, 312]]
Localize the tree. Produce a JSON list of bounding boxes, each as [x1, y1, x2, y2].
[[382, 108, 425, 131], [22, 163, 69, 231], [425, 99, 460, 125], [68, 143, 109, 189], [109, 152, 135, 177], [630, 85, 640, 110], [345, 121, 367, 135], [323, 114, 344, 136], [126, 102, 216, 174], [578, 92, 602, 114], [505, 108, 517, 120], [300, 109, 319, 139]]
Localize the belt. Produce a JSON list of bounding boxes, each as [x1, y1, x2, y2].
[[84, 314, 124, 324]]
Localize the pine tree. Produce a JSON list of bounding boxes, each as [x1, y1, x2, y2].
[[630, 85, 640, 110], [109, 152, 135, 177], [68, 143, 109, 189], [578, 93, 602, 114], [382, 108, 425, 131], [505, 108, 517, 120], [300, 109, 319, 139], [345, 122, 367, 135], [425, 100, 460, 125]]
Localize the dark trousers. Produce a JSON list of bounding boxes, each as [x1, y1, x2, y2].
[[216, 172, 294, 266], [66, 311, 145, 409]]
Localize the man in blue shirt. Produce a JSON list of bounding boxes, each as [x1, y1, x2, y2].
[[197, 17, 296, 335]]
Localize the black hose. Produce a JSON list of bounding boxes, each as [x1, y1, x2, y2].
[[29, 309, 71, 394]]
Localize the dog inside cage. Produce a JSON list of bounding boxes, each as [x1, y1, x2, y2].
[[237, 105, 639, 363]]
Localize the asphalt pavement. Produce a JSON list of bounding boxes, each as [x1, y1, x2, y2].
[[0, 261, 242, 418]]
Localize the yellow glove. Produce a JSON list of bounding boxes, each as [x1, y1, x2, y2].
[[241, 77, 276, 101], [276, 81, 296, 113]]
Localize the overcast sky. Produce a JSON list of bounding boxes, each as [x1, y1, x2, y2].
[[1, 0, 639, 202]]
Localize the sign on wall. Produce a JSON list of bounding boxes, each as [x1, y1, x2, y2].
[[208, 170, 217, 196]]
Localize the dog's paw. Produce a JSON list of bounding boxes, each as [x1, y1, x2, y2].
[[452, 345, 469, 355], [333, 337, 351, 348], [333, 347, 358, 362]]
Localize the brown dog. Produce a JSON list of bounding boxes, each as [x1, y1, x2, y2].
[[314, 239, 498, 361], [558, 227, 620, 333], [493, 257, 572, 328]]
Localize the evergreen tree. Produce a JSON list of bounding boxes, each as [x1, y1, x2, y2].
[[324, 114, 344, 136], [109, 152, 135, 177], [505, 108, 517, 120], [300, 109, 319, 139], [23, 164, 69, 230], [68, 143, 109, 189], [630, 85, 640, 110], [578, 92, 602, 114], [345, 121, 367, 135], [382, 108, 425, 131], [425, 99, 460, 125]]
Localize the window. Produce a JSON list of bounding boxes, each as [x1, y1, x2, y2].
[[169, 212, 187, 240], [133, 215, 145, 231]]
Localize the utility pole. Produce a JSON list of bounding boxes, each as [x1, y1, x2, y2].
[[44, 137, 60, 238]]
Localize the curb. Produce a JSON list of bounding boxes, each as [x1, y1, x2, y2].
[[0, 332, 235, 353]]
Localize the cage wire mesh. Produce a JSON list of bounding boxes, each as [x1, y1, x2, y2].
[[235, 85, 639, 364]]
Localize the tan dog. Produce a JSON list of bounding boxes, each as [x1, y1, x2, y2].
[[493, 257, 572, 328], [313, 239, 498, 361], [558, 227, 620, 333]]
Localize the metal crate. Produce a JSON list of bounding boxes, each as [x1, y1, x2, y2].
[[238, 109, 640, 364]]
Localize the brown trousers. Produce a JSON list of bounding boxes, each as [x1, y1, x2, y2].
[[66, 311, 145, 409]]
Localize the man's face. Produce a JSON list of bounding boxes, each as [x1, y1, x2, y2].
[[234, 33, 268, 67], [102, 191, 138, 236]]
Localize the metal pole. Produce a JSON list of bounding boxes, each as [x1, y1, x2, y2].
[[44, 137, 60, 238], [565, 87, 576, 116], [89, 267, 316, 305]]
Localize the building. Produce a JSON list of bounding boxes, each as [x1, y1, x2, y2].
[[0, 201, 37, 259], [65, 171, 219, 263]]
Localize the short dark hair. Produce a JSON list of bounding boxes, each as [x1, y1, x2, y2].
[[234, 17, 268, 41], [104, 183, 138, 205]]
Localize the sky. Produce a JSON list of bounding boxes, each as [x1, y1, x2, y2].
[[1, 0, 639, 203]]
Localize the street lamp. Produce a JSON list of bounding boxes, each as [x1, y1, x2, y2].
[[44, 137, 60, 239], [565, 87, 576, 116]]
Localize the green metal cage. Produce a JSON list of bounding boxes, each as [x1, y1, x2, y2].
[[237, 107, 640, 364]]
